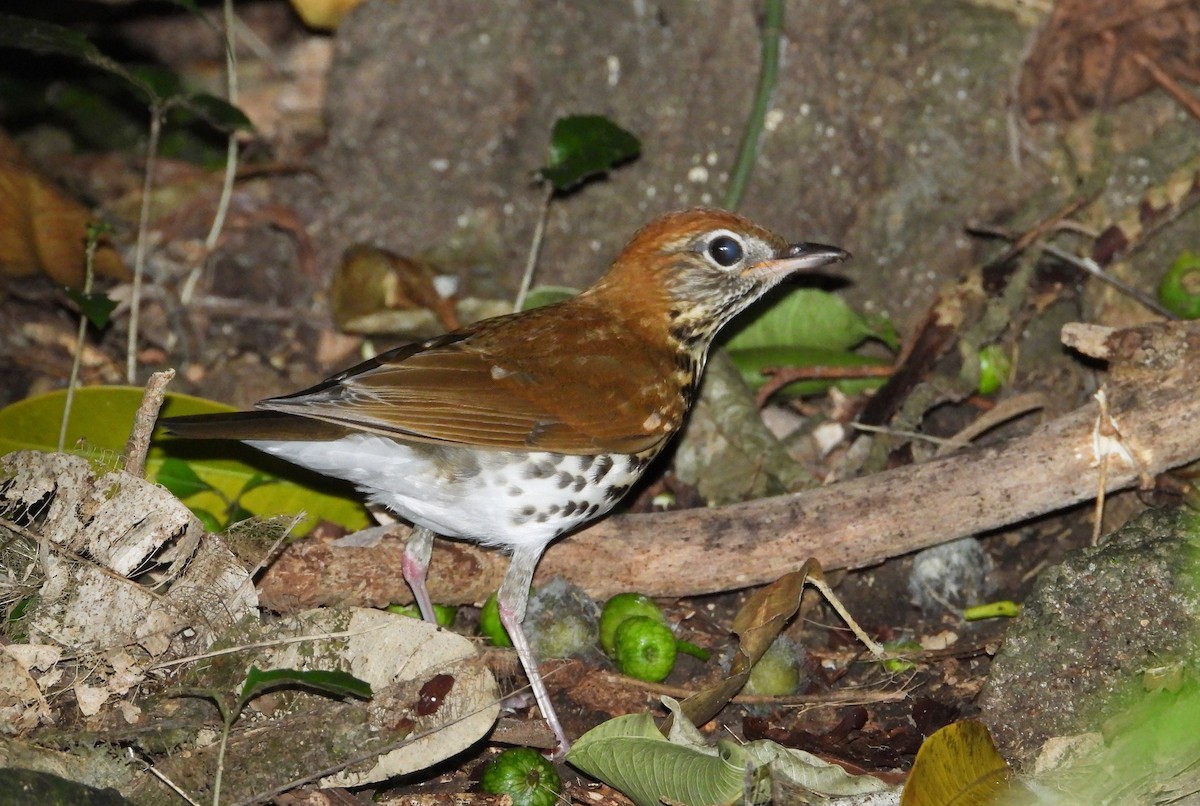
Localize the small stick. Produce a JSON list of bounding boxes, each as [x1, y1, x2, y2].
[[124, 369, 175, 478], [1133, 51, 1200, 123]]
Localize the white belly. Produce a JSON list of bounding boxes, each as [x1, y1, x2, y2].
[[246, 434, 648, 551]]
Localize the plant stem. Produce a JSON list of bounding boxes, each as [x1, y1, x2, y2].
[[676, 639, 711, 661], [182, 0, 242, 308], [58, 233, 99, 452], [514, 183, 555, 312], [126, 104, 164, 383], [723, 0, 784, 211]]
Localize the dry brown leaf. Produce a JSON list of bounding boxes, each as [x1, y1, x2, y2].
[[0, 132, 128, 286], [1020, 0, 1200, 123], [673, 563, 816, 731], [331, 244, 461, 334]]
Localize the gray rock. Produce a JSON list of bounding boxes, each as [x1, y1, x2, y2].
[[978, 507, 1200, 766]]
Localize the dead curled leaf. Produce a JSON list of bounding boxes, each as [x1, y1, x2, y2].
[[671, 563, 817, 732], [331, 244, 462, 334], [0, 132, 128, 286], [1019, 0, 1200, 123]]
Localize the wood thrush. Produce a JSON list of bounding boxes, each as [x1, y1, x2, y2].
[[164, 208, 849, 755]]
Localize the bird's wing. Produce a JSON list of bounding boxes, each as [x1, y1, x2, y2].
[[258, 305, 680, 455]]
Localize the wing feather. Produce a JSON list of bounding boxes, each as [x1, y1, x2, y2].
[[257, 301, 679, 454]]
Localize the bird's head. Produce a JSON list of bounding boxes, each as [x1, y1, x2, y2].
[[587, 208, 850, 353]]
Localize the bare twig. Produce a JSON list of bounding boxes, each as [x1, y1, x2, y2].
[[126, 106, 164, 383], [124, 369, 175, 478], [755, 363, 893, 407], [1041, 243, 1177, 318], [1132, 50, 1200, 123], [181, 0, 242, 309], [513, 183, 555, 313]]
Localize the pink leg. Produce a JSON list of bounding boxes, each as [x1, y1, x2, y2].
[[402, 526, 437, 624], [498, 544, 570, 757]]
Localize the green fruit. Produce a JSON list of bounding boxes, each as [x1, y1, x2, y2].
[[385, 602, 457, 628], [479, 592, 513, 647], [880, 639, 922, 673], [613, 615, 677, 682], [479, 747, 561, 806], [976, 344, 1012, 395], [744, 636, 803, 696], [599, 592, 665, 656], [1158, 251, 1200, 319], [524, 578, 598, 659]]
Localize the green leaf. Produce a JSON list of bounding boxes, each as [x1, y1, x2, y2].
[[520, 285, 579, 311], [191, 508, 223, 533], [726, 345, 889, 397], [568, 712, 747, 806], [182, 92, 253, 132], [0, 14, 157, 103], [568, 698, 896, 806], [128, 64, 185, 101], [240, 666, 373, 703], [0, 387, 371, 535], [238, 473, 273, 496], [539, 115, 640, 192], [64, 288, 118, 329], [157, 456, 217, 499], [725, 288, 898, 353], [226, 504, 254, 525]]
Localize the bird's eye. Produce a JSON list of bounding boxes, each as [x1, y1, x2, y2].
[[707, 235, 744, 267]]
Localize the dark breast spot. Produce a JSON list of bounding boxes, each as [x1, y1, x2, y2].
[[605, 484, 630, 502], [628, 454, 652, 474], [524, 460, 557, 479], [591, 455, 614, 483]]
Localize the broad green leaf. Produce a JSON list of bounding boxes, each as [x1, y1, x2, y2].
[[726, 345, 888, 397], [64, 288, 118, 329], [182, 92, 253, 132], [540, 115, 640, 192], [239, 473, 273, 495], [157, 456, 216, 499], [0, 14, 155, 103], [128, 64, 185, 101], [725, 288, 898, 353], [241, 665, 372, 703], [192, 508, 223, 533], [0, 387, 370, 535], [520, 285, 578, 311], [568, 712, 746, 806], [569, 699, 895, 806]]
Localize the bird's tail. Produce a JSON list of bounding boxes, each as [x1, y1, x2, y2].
[[161, 411, 352, 441]]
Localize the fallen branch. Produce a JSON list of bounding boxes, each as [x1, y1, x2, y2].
[[258, 320, 1200, 610]]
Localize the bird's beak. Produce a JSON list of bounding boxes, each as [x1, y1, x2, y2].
[[747, 242, 851, 280]]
